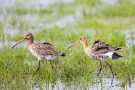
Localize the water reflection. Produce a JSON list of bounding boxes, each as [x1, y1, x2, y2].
[[31, 77, 135, 90]]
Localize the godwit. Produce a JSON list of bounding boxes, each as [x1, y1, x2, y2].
[[68, 36, 122, 89], [12, 32, 65, 76]]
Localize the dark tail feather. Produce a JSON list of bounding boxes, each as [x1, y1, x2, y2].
[[115, 45, 123, 51], [112, 52, 123, 60], [116, 47, 122, 51], [61, 53, 66, 57]]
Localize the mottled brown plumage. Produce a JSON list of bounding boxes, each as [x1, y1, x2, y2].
[[68, 36, 123, 89], [68, 36, 122, 61], [12, 32, 65, 75], [28, 42, 65, 60], [90, 39, 122, 60], [92, 40, 121, 53]]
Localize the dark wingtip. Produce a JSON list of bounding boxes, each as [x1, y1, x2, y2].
[[61, 53, 66, 57], [116, 47, 122, 50], [112, 53, 123, 60], [68, 46, 73, 49]]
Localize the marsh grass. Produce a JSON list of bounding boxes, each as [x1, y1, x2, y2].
[[5, 2, 76, 15], [1, 0, 135, 89], [0, 23, 4, 40], [100, 0, 135, 17]]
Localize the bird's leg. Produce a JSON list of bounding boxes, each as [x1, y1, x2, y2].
[[33, 60, 40, 76], [50, 61, 54, 69], [97, 61, 102, 76], [105, 61, 114, 90], [49, 61, 56, 72], [128, 78, 131, 87]]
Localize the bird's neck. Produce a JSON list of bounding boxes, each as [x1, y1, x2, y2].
[[82, 40, 89, 48], [27, 39, 33, 46]]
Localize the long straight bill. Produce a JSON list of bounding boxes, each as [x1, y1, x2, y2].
[[12, 37, 26, 48], [68, 40, 80, 49]]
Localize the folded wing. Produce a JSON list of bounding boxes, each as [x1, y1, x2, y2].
[[91, 40, 121, 55], [31, 42, 65, 57]]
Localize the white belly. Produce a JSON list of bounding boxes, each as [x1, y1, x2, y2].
[[45, 55, 58, 60]]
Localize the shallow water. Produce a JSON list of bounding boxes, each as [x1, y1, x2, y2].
[[0, 0, 75, 36], [100, 0, 117, 5], [31, 77, 135, 90], [46, 14, 75, 28], [0, 0, 73, 8]]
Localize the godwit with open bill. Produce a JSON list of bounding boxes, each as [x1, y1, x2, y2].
[[12, 32, 65, 76], [68, 36, 122, 89]]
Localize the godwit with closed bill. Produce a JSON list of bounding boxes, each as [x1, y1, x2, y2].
[[12, 32, 65, 76], [68, 36, 122, 89]]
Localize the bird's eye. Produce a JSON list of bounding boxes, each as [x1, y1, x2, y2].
[[80, 38, 82, 40]]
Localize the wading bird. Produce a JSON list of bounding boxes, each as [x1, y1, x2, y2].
[[12, 32, 65, 76], [68, 36, 122, 89]]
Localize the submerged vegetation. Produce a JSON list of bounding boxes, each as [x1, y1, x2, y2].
[[0, 0, 135, 89]]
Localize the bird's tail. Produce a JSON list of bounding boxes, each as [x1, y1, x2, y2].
[[61, 53, 66, 57], [112, 52, 123, 60]]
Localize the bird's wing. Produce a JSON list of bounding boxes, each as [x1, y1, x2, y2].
[[91, 40, 120, 54], [31, 42, 63, 56]]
